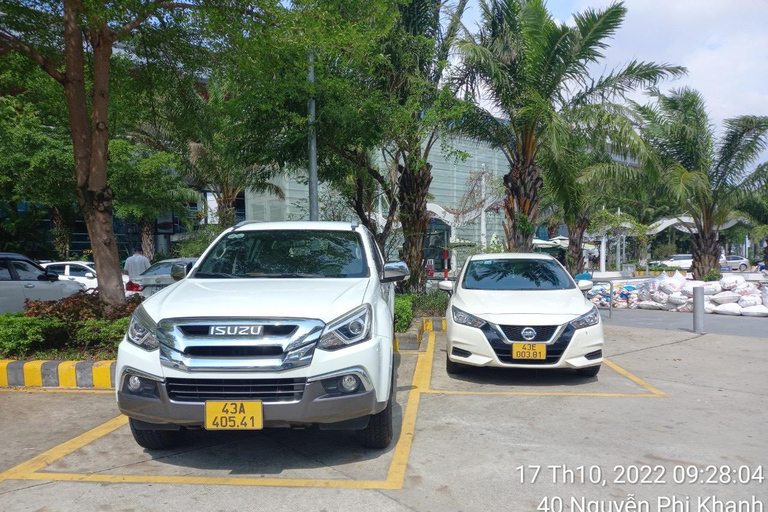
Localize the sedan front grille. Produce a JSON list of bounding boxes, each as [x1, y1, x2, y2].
[[482, 324, 575, 365], [166, 377, 306, 403], [499, 325, 558, 342]]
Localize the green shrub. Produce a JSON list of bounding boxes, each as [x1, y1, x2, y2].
[[702, 268, 722, 282], [72, 317, 131, 350], [394, 295, 413, 333], [25, 291, 142, 323], [0, 313, 68, 358], [412, 291, 450, 317]]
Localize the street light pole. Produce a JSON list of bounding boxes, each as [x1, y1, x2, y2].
[[308, 51, 319, 221]]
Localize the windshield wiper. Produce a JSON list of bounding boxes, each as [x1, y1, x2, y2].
[[245, 272, 326, 278], [194, 272, 235, 279]]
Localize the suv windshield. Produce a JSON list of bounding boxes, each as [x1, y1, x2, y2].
[[195, 230, 369, 279], [462, 259, 575, 290]]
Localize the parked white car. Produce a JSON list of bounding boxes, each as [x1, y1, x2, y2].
[[42, 261, 129, 292], [659, 254, 693, 269], [440, 253, 604, 377], [0, 253, 84, 314], [130, 258, 197, 298], [719, 255, 750, 272], [116, 222, 408, 450]]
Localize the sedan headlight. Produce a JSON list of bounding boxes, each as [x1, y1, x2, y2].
[[570, 307, 600, 330], [452, 306, 486, 328], [317, 304, 372, 350], [126, 307, 160, 351]]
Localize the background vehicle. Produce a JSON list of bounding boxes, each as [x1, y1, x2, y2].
[[129, 258, 197, 297], [116, 222, 408, 450], [659, 254, 693, 269], [440, 253, 604, 377], [0, 253, 84, 314], [42, 261, 129, 291], [719, 255, 750, 272]]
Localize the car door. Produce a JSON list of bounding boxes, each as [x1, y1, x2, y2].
[[67, 263, 98, 290], [11, 259, 65, 302], [0, 260, 26, 313]]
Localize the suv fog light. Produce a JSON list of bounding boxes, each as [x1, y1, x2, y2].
[[340, 375, 360, 393], [127, 375, 142, 392]]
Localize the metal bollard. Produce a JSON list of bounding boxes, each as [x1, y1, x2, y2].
[[692, 286, 705, 334]]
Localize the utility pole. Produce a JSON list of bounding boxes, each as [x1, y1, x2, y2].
[[480, 164, 487, 249], [308, 51, 319, 221]]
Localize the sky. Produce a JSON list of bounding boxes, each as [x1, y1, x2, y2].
[[461, 0, 768, 131]]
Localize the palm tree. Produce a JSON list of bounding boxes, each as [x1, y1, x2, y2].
[[456, 0, 684, 251], [628, 89, 768, 279]]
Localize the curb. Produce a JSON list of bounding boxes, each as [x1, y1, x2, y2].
[[395, 317, 446, 350], [0, 360, 116, 389]]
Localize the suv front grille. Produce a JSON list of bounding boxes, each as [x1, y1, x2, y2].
[[183, 346, 284, 357], [178, 325, 297, 337], [166, 377, 306, 402], [499, 325, 558, 341], [482, 324, 575, 365]]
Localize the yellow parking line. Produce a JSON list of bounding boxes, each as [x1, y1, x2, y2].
[[0, 360, 12, 387], [22, 361, 46, 387], [423, 390, 662, 398], [92, 361, 114, 389], [0, 415, 128, 482], [398, 350, 421, 355], [57, 361, 78, 388], [603, 359, 667, 397]]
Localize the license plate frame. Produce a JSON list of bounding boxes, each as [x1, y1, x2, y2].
[[511, 343, 547, 360], [204, 401, 264, 430]]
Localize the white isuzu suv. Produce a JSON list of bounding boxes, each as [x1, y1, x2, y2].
[[116, 221, 408, 450]]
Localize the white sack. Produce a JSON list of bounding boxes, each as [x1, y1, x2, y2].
[[741, 305, 768, 317], [719, 274, 745, 290], [712, 291, 741, 304], [668, 292, 689, 306], [738, 295, 763, 308], [713, 303, 742, 316]]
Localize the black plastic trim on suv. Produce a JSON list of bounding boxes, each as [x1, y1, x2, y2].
[[166, 377, 306, 402]]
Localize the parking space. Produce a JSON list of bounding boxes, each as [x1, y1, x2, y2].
[[0, 325, 765, 511]]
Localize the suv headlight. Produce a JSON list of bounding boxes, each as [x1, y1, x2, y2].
[[452, 306, 486, 328], [318, 304, 372, 350], [570, 307, 600, 330], [126, 307, 160, 351]]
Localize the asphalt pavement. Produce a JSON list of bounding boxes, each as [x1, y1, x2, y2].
[[601, 307, 767, 338]]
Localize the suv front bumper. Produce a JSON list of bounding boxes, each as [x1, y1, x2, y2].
[[118, 377, 385, 429]]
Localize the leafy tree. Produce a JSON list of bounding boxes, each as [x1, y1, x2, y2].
[[109, 139, 199, 260], [455, 0, 683, 252], [0, 0, 273, 308], [738, 191, 768, 267]]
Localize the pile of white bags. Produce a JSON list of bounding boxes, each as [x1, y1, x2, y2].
[[630, 272, 767, 317]]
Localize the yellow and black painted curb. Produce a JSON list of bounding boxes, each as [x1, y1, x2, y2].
[[394, 317, 445, 352], [0, 360, 115, 389]]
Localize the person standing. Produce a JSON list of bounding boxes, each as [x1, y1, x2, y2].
[[124, 246, 150, 282]]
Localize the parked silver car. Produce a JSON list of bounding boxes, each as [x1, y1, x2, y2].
[[719, 255, 750, 272], [131, 257, 197, 297], [0, 253, 84, 314]]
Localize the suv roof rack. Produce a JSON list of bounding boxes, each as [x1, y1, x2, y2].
[[351, 221, 360, 228], [233, 220, 263, 230]]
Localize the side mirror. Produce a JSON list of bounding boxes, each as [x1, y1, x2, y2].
[[40, 271, 59, 282], [381, 261, 409, 283], [438, 280, 453, 293], [577, 279, 594, 292], [171, 264, 188, 282], [85, 271, 96, 279]]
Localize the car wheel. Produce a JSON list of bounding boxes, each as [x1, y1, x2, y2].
[[129, 419, 186, 450], [446, 352, 465, 375], [361, 369, 394, 449], [739, 264, 747, 272], [576, 365, 601, 378]]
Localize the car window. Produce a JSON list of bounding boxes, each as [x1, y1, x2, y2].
[[68, 265, 90, 277], [462, 259, 575, 290], [196, 230, 369, 279], [141, 261, 177, 276], [368, 233, 383, 275], [12, 260, 45, 281], [0, 261, 12, 281], [46, 264, 67, 275]]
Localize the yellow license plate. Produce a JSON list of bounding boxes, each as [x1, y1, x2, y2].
[[204, 401, 263, 430], [512, 343, 547, 360]]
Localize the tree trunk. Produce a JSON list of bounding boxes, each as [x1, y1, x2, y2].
[[63, 3, 125, 309], [565, 218, 588, 275], [691, 229, 720, 280], [50, 207, 71, 260], [546, 221, 559, 240], [399, 161, 432, 293], [502, 162, 543, 252], [140, 220, 156, 261], [215, 198, 236, 228]]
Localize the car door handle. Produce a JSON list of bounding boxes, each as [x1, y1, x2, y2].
[[24, 283, 35, 288]]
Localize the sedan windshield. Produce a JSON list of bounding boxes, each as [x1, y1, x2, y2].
[[462, 259, 575, 290], [194, 230, 368, 279]]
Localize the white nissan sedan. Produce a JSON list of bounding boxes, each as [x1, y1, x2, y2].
[[439, 253, 604, 377]]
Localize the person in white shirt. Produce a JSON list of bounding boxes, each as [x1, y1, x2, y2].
[[124, 246, 151, 282]]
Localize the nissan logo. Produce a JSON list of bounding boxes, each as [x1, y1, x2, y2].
[[521, 327, 537, 341]]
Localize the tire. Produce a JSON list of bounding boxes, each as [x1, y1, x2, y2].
[[446, 352, 465, 375], [739, 264, 747, 272], [576, 365, 601, 378], [361, 396, 393, 449], [129, 419, 186, 450]]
